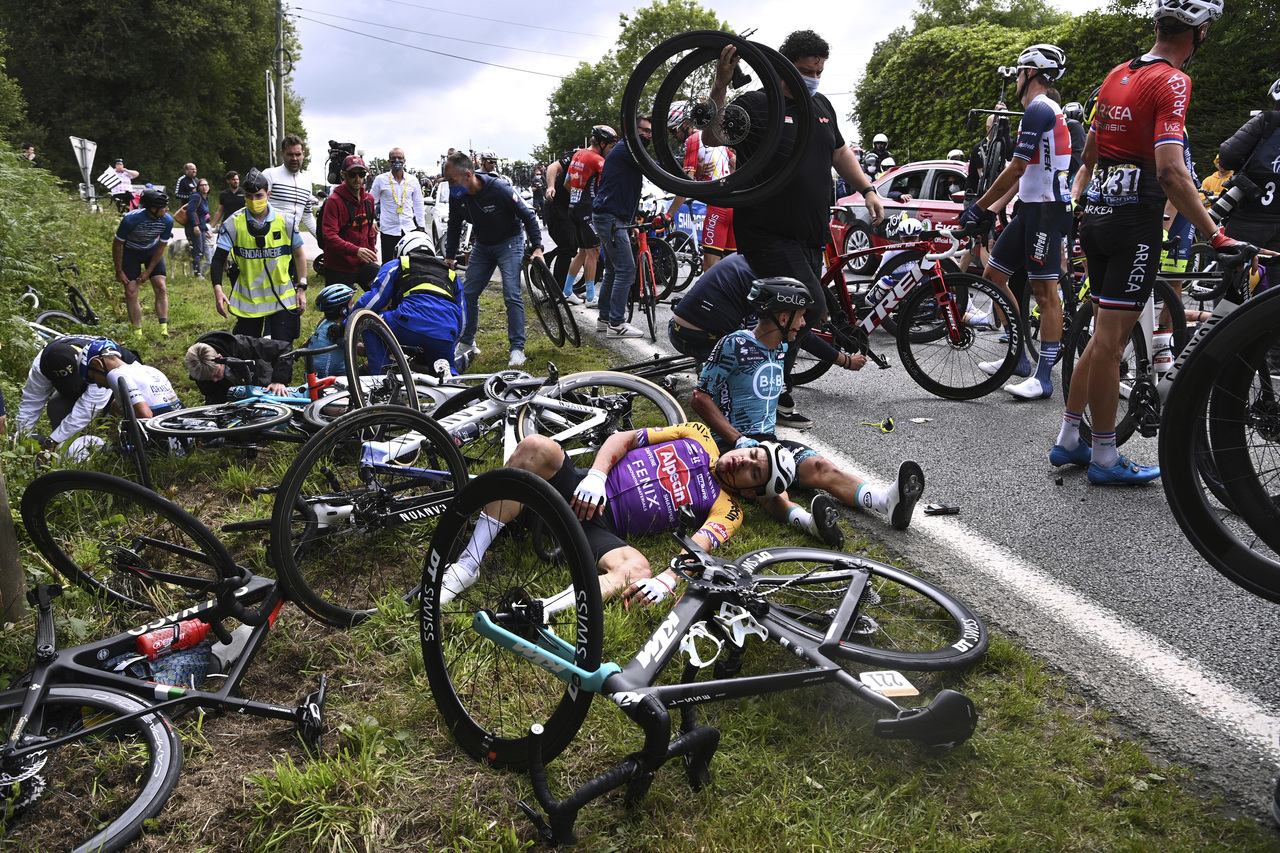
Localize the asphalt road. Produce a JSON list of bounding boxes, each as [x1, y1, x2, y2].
[[558, 279, 1280, 821]]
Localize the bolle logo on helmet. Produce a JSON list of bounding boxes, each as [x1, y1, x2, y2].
[[654, 444, 691, 506], [772, 291, 806, 307]]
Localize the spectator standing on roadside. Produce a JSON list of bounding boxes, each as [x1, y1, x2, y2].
[[210, 168, 307, 344], [591, 115, 653, 340], [320, 155, 379, 287], [370, 147, 426, 263], [531, 166, 546, 220], [22, 144, 39, 168], [706, 29, 883, 429], [209, 171, 245, 232], [564, 126, 617, 306], [174, 163, 198, 209], [444, 151, 544, 368], [1199, 154, 1233, 203], [187, 178, 212, 278], [109, 159, 140, 213], [265, 134, 317, 241], [112, 187, 173, 337]]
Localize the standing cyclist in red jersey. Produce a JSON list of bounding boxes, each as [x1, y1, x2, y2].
[[1050, 0, 1249, 485], [564, 126, 617, 308]]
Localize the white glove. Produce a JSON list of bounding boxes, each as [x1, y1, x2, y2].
[[735, 436, 759, 449], [573, 469, 608, 510], [632, 574, 677, 605]]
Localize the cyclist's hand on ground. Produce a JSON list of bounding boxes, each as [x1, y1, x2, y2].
[[266, 383, 289, 396], [735, 436, 759, 449], [624, 573, 676, 609], [214, 286, 230, 318], [572, 469, 608, 520]]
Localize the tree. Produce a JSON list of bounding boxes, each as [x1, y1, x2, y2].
[[543, 0, 728, 158], [0, 0, 305, 190], [910, 0, 1069, 33]]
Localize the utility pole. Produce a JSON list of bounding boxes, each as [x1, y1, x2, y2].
[[274, 0, 287, 165]]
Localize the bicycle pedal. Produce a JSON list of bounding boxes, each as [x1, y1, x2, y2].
[[297, 673, 328, 756]]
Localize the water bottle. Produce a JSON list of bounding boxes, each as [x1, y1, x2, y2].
[[137, 618, 212, 660], [1152, 330, 1174, 375], [867, 275, 895, 306]]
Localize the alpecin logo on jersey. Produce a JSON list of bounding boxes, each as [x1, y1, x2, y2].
[[654, 444, 691, 506]]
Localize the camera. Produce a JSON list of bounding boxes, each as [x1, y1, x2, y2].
[[1209, 173, 1260, 224], [326, 140, 356, 185]]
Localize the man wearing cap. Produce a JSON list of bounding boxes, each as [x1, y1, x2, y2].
[[211, 168, 308, 343], [371, 147, 426, 263], [14, 335, 137, 449], [320, 155, 379, 288]]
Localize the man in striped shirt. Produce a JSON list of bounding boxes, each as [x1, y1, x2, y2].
[[264, 134, 317, 240]]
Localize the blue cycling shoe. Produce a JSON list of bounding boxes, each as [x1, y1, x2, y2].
[[1087, 455, 1160, 485], [1049, 443, 1091, 468]]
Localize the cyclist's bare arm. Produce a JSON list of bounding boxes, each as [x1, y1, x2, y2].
[[702, 44, 739, 147], [976, 157, 1028, 211], [1071, 133, 1098, 202], [690, 389, 743, 445], [1156, 143, 1218, 238]]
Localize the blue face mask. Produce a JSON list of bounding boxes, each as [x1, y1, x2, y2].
[[390, 159, 405, 171], [803, 75, 820, 95], [449, 183, 467, 199]]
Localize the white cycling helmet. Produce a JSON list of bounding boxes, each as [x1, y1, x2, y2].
[[880, 156, 897, 169], [668, 100, 688, 128], [1154, 0, 1224, 25], [478, 150, 498, 162], [873, 133, 889, 146], [758, 441, 797, 499], [396, 231, 434, 258], [889, 214, 925, 238], [1016, 44, 1066, 80], [947, 148, 965, 161], [1270, 76, 1280, 104]]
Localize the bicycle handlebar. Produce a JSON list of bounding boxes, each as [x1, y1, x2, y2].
[[922, 230, 963, 263]]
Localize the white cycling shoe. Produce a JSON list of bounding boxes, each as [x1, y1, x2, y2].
[[1006, 376, 1053, 399], [439, 562, 478, 606]]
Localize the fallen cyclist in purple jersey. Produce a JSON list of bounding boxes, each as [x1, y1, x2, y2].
[[438, 422, 795, 610]]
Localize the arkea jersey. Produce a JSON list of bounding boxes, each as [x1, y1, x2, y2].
[[1086, 56, 1190, 211], [1013, 94, 1071, 203], [683, 131, 732, 181], [606, 422, 742, 549], [695, 330, 786, 441], [567, 148, 605, 209]]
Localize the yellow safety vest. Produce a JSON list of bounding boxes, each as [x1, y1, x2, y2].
[[228, 209, 297, 318]]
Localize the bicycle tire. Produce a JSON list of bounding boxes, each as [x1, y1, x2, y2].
[[738, 546, 988, 670], [20, 470, 239, 617], [524, 256, 567, 347], [344, 309, 421, 411], [896, 273, 1022, 400], [144, 401, 293, 437], [115, 375, 153, 491], [621, 32, 807, 206], [1059, 277, 1188, 446], [67, 283, 99, 324], [666, 230, 701, 292], [649, 234, 678, 302], [515, 371, 685, 467], [421, 468, 602, 770], [32, 309, 87, 335], [538, 255, 582, 347], [639, 251, 658, 341], [270, 405, 468, 627], [1160, 289, 1280, 603], [0, 685, 183, 853]]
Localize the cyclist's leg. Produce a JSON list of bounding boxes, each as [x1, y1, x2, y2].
[[385, 314, 456, 373]]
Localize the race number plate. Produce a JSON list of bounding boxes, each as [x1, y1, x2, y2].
[[859, 670, 919, 697]]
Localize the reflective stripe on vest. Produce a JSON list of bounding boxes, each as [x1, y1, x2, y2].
[[399, 255, 457, 300], [229, 210, 296, 318]]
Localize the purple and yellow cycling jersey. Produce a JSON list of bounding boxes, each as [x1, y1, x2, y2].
[[605, 422, 742, 549]]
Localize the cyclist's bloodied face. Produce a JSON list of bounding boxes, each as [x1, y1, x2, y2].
[[716, 447, 771, 496]]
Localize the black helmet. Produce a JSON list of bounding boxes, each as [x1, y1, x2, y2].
[[748, 277, 812, 316], [242, 167, 269, 194], [590, 125, 618, 146], [139, 187, 168, 209], [1063, 101, 1085, 123]]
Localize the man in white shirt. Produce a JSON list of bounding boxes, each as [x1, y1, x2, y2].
[[264, 133, 317, 240], [370, 147, 426, 262]]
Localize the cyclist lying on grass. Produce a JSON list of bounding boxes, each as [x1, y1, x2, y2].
[[691, 278, 925, 537], [184, 330, 298, 404], [439, 422, 795, 610]]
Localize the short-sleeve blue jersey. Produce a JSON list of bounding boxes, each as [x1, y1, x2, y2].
[[695, 330, 787, 442], [114, 210, 175, 252]]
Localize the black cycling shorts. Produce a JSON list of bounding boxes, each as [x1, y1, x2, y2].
[[1080, 208, 1163, 311], [572, 210, 600, 250], [547, 452, 625, 563], [988, 201, 1071, 281]]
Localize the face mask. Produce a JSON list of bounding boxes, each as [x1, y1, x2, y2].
[[803, 75, 820, 95], [245, 197, 269, 215], [449, 183, 467, 199], [390, 160, 405, 171]]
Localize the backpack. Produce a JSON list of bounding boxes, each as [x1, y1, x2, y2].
[[315, 192, 374, 251]]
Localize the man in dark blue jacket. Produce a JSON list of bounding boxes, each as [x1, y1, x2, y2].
[[591, 113, 654, 338], [444, 151, 544, 367]]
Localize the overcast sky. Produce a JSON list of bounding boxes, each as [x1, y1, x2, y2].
[[288, 0, 1111, 185]]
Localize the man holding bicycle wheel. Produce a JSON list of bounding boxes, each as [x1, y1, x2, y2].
[[959, 43, 1072, 400], [438, 422, 796, 610], [708, 30, 883, 430], [690, 279, 924, 537], [1053, 0, 1246, 485]]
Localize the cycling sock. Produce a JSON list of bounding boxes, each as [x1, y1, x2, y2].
[[563, 274, 575, 296], [456, 512, 505, 576], [855, 482, 888, 516], [786, 506, 815, 535], [1057, 411, 1082, 450], [1035, 342, 1058, 384], [585, 281, 596, 302], [1093, 431, 1119, 468]]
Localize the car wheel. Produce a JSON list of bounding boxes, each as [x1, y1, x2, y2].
[[843, 222, 874, 276]]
